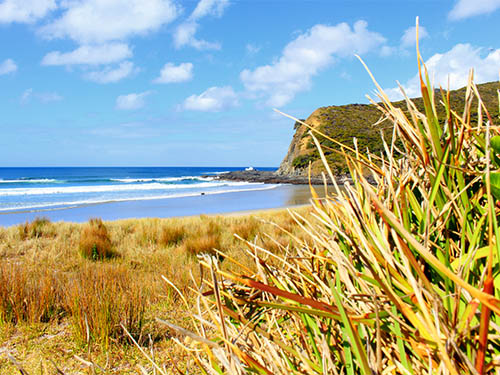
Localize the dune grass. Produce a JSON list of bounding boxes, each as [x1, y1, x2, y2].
[[162, 37, 500, 374], [0, 207, 312, 374]]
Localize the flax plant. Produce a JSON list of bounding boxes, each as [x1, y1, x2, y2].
[[161, 26, 500, 374]]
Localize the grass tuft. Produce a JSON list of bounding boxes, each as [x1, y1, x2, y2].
[[65, 264, 148, 349], [181, 234, 221, 257], [79, 218, 114, 260], [18, 217, 54, 240], [159, 223, 186, 246]]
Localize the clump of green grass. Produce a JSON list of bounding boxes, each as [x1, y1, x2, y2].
[[18, 217, 54, 240], [79, 218, 114, 260], [163, 26, 500, 374]]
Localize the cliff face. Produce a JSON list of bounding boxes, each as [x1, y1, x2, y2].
[[276, 110, 323, 176], [277, 103, 386, 176], [277, 81, 500, 177]]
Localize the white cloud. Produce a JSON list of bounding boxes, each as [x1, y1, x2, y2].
[[190, 0, 229, 20], [21, 88, 62, 103], [0, 0, 56, 24], [0, 58, 17, 75], [173, 22, 220, 50], [449, 0, 500, 20], [21, 88, 33, 103], [401, 26, 429, 48], [386, 44, 500, 100], [153, 62, 193, 83], [380, 45, 396, 57], [240, 21, 386, 107], [40, 0, 179, 44], [246, 43, 261, 55], [38, 92, 63, 103], [41, 43, 132, 66], [182, 86, 238, 111], [116, 91, 151, 110], [85, 61, 136, 83], [173, 0, 229, 50]]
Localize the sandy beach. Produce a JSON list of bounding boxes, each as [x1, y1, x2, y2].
[[0, 183, 326, 226]]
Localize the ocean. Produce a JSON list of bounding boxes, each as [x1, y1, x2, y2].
[[0, 167, 313, 226]]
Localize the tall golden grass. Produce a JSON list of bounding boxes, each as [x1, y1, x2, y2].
[[163, 31, 500, 374], [0, 207, 313, 374]]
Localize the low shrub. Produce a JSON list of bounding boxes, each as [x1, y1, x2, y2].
[[79, 218, 114, 260]]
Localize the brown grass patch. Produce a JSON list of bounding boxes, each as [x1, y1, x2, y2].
[[79, 218, 114, 260], [0, 262, 63, 324], [65, 264, 149, 348], [159, 223, 185, 246], [181, 234, 221, 257], [230, 217, 260, 240], [18, 217, 54, 240]]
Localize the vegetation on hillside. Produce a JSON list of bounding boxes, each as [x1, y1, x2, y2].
[[291, 81, 500, 174]]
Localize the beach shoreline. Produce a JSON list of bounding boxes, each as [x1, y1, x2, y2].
[[0, 184, 323, 227]]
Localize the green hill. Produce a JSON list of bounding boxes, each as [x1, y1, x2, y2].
[[277, 81, 500, 176]]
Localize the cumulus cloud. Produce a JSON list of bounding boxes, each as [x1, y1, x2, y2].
[[173, 0, 229, 50], [39, 0, 179, 44], [449, 0, 500, 20], [116, 91, 151, 110], [0, 58, 17, 75], [21, 88, 63, 104], [0, 0, 56, 24], [401, 26, 429, 48], [182, 86, 238, 111], [240, 21, 386, 107], [41, 43, 132, 66], [386, 44, 500, 100], [153, 62, 193, 83], [85, 61, 136, 83]]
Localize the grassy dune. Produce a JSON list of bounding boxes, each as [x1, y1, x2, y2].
[[0, 207, 313, 374]]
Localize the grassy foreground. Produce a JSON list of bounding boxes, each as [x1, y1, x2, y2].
[[0, 207, 313, 374], [162, 39, 500, 374]]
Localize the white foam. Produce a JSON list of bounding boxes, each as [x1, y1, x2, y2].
[[0, 179, 58, 183], [0, 181, 258, 196], [110, 176, 214, 183], [0, 185, 278, 212], [203, 171, 230, 175]]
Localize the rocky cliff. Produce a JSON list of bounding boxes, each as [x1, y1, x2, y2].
[[277, 81, 500, 177]]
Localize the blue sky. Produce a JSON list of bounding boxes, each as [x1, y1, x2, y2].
[[0, 0, 499, 167]]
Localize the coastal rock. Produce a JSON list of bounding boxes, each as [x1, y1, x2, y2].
[[209, 170, 350, 185]]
